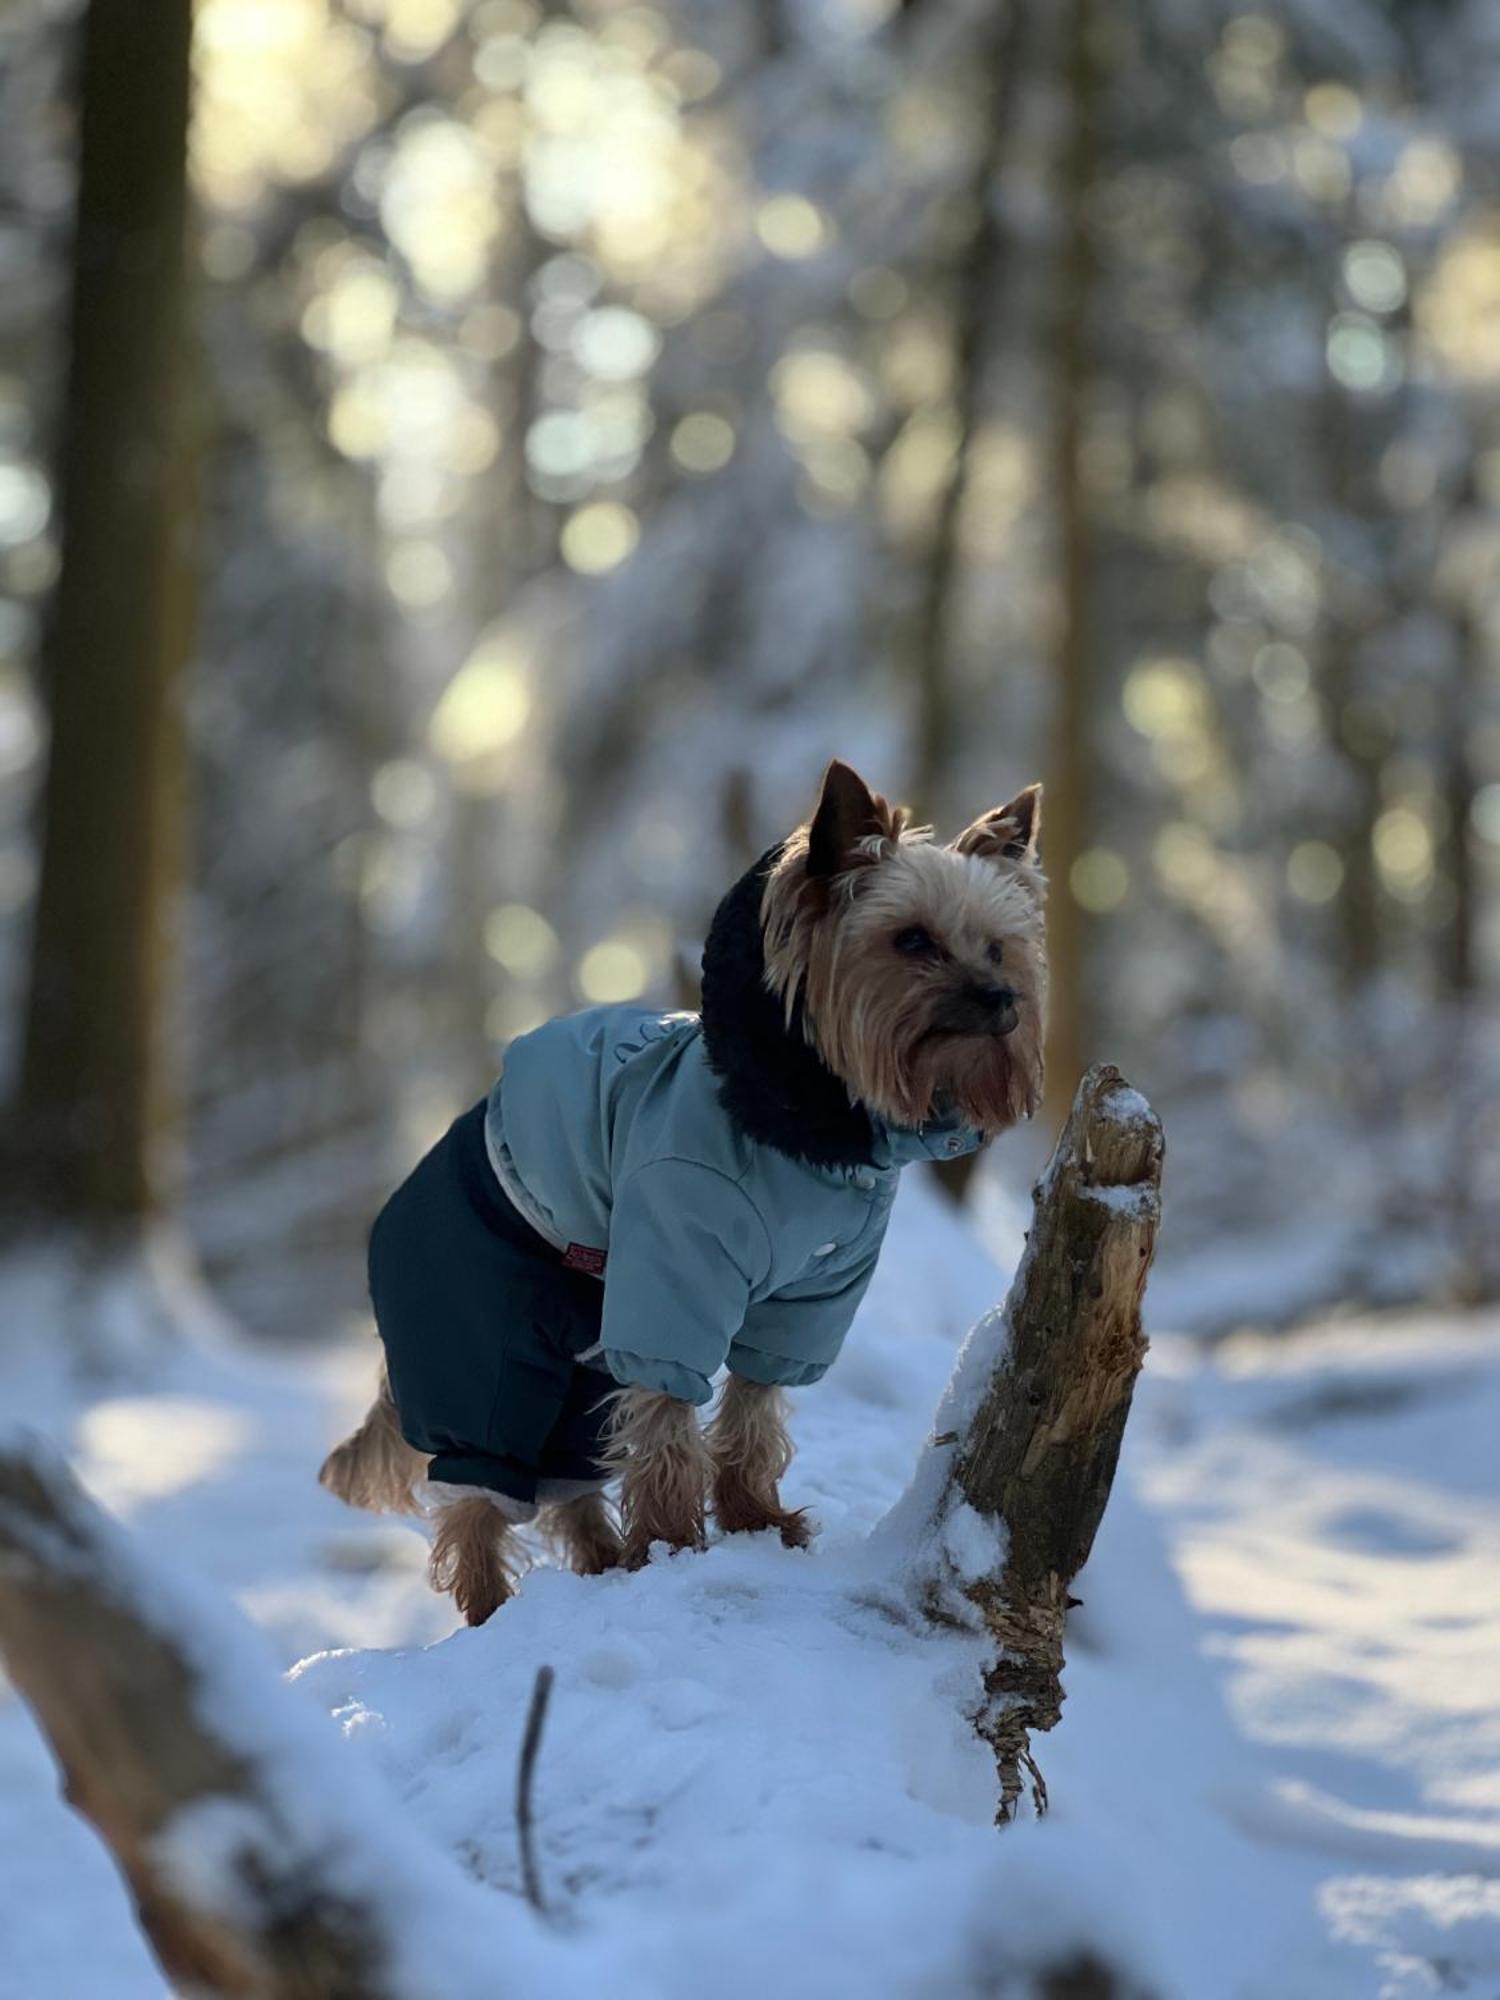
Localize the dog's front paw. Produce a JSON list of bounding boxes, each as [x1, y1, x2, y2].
[[772, 1505, 816, 1551], [705, 1375, 813, 1550], [609, 1385, 710, 1569], [712, 1475, 816, 1550], [620, 1518, 708, 1571]]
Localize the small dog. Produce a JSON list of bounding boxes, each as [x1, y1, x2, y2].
[[321, 761, 1047, 1623]]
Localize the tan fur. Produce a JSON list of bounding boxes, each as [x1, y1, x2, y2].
[[428, 1494, 518, 1625], [605, 1385, 710, 1568], [761, 777, 1048, 1134], [706, 1375, 813, 1549], [542, 1488, 624, 1575], [318, 1369, 426, 1515]]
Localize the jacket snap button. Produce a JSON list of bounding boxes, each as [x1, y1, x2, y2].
[[814, 1240, 837, 1257], [945, 1137, 962, 1155]]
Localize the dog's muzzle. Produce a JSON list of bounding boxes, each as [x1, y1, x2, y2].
[[935, 985, 1020, 1039]]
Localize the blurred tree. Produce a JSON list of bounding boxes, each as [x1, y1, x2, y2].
[[1043, 0, 1101, 1125], [911, 3, 1026, 823], [4, 0, 194, 1244]]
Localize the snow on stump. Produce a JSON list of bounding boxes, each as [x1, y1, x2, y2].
[[912, 1064, 1164, 1822]]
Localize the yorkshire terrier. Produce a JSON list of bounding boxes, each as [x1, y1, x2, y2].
[[321, 761, 1047, 1623]]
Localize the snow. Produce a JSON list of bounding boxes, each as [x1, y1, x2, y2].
[[3, 1183, 1500, 1996], [1105, 1084, 1155, 1128], [937, 1496, 1008, 1588], [1080, 1179, 1161, 1219]]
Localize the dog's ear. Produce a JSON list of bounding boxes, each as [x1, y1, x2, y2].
[[951, 783, 1042, 865], [807, 760, 900, 878]]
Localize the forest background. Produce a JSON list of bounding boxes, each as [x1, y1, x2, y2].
[[1, 0, 1497, 1341]]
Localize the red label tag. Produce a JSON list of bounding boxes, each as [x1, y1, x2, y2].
[[562, 1242, 607, 1277]]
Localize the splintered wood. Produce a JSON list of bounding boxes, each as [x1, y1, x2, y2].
[[948, 1063, 1163, 1820]]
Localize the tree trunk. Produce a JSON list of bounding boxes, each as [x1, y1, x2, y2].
[[913, 1063, 1163, 1819], [1438, 599, 1478, 1004], [1439, 588, 1488, 1299], [916, 4, 1027, 1208], [911, 0, 1026, 820], [1318, 377, 1384, 1003], [0, 1445, 396, 1997], [7, 0, 195, 1237], [1043, 0, 1101, 1128]]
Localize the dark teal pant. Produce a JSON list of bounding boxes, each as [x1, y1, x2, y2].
[[368, 1100, 613, 1506]]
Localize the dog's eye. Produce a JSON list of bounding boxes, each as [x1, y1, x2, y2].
[[986, 940, 1005, 967], [893, 925, 938, 957]]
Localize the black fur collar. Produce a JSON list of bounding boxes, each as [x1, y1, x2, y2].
[[699, 844, 878, 1169]]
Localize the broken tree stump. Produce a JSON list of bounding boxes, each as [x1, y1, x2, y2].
[[913, 1063, 1164, 1820], [0, 1441, 400, 1997]]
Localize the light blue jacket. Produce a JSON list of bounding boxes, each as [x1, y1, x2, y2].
[[486, 1005, 982, 1405]]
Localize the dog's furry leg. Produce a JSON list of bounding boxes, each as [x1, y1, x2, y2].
[[606, 1387, 709, 1569], [541, 1488, 623, 1576], [318, 1368, 426, 1514], [428, 1495, 518, 1626], [706, 1376, 814, 1549]]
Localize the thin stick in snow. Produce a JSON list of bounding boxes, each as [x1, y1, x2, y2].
[[516, 1663, 555, 1916]]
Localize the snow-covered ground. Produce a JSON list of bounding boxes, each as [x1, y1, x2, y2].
[[2, 1184, 1498, 1998]]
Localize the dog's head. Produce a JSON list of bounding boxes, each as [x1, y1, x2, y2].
[[760, 761, 1048, 1135]]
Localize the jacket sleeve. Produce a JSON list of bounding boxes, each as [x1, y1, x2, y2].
[[599, 1159, 772, 1406], [727, 1245, 881, 1389]]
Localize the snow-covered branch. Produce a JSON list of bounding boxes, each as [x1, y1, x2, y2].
[[0, 1438, 552, 1999]]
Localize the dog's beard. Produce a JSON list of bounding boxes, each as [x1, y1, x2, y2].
[[803, 986, 1045, 1135], [861, 1021, 1043, 1134], [915, 1029, 1043, 1132]]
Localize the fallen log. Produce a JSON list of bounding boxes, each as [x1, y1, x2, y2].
[[910, 1063, 1164, 1820], [0, 1442, 454, 1997]]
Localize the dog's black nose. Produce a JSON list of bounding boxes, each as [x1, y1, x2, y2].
[[972, 985, 1019, 1036], [935, 984, 1022, 1038]]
